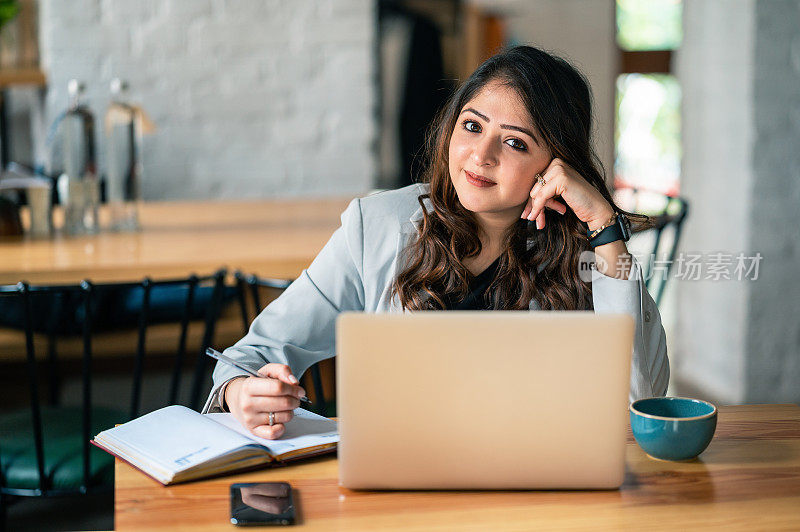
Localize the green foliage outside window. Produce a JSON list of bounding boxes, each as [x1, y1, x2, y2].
[[615, 74, 681, 195], [617, 0, 682, 51], [0, 0, 18, 31]]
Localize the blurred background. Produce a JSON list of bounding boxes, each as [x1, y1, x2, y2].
[[0, 0, 798, 529]]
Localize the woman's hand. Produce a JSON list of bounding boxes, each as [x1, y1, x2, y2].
[[521, 158, 614, 231], [521, 158, 632, 279], [224, 363, 306, 440]]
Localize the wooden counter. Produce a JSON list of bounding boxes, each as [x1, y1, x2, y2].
[[0, 198, 353, 285], [115, 404, 800, 530]]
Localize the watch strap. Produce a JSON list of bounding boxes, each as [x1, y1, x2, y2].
[[587, 214, 617, 239], [588, 214, 630, 248]]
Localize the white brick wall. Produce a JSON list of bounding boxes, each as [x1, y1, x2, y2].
[[39, 0, 377, 200]]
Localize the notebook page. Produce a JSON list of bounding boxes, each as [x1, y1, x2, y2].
[[206, 408, 339, 457], [98, 405, 257, 473]]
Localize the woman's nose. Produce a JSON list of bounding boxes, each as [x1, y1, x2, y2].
[[471, 137, 498, 166]]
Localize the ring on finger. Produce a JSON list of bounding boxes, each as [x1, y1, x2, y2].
[[536, 173, 546, 187], [268, 412, 275, 426]]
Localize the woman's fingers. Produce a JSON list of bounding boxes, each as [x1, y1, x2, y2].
[[251, 423, 286, 440], [521, 201, 532, 220], [529, 181, 542, 199], [523, 175, 545, 219], [248, 409, 294, 427], [229, 367, 304, 440], [526, 174, 563, 222], [246, 406, 296, 439], [545, 198, 567, 214], [245, 375, 305, 399], [241, 393, 298, 439], [524, 168, 568, 223], [522, 199, 565, 222], [536, 210, 546, 230], [247, 394, 301, 414], [258, 363, 300, 385]]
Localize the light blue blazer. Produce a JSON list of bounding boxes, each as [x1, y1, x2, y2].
[[202, 184, 669, 412]]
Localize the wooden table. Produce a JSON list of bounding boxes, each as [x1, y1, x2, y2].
[[0, 198, 350, 366], [115, 404, 800, 530], [0, 198, 352, 285]]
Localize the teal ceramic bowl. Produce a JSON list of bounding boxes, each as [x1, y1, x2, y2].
[[629, 397, 717, 461]]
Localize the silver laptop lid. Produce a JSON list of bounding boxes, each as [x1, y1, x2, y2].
[[336, 311, 633, 490]]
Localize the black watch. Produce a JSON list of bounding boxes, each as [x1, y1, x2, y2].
[[587, 213, 631, 248]]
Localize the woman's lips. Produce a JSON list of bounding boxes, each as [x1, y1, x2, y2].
[[465, 170, 497, 188]]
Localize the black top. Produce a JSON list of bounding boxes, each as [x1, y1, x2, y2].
[[441, 256, 502, 310]]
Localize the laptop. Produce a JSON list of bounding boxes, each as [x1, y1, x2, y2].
[[335, 311, 634, 490]]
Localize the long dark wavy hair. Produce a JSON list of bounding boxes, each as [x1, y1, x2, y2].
[[392, 45, 646, 311]]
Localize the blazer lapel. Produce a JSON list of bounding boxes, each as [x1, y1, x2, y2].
[[385, 196, 433, 312]]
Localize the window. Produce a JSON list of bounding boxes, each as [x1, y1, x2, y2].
[[614, 0, 682, 200], [616, 0, 682, 51]]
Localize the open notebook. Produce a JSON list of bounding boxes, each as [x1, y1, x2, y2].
[[93, 405, 339, 485]]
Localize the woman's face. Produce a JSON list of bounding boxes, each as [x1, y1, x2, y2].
[[448, 81, 551, 219]]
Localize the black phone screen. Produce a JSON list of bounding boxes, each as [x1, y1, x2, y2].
[[230, 482, 296, 526]]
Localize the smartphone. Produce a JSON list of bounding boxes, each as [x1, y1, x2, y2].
[[230, 482, 296, 526]]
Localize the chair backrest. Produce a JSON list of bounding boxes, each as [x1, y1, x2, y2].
[[234, 273, 292, 334], [233, 272, 331, 416], [615, 188, 689, 306], [0, 269, 227, 497]]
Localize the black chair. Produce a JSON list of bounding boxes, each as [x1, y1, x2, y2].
[[234, 272, 332, 417], [615, 188, 689, 306], [0, 270, 228, 524]]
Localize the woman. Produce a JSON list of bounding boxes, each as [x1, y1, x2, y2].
[[203, 46, 669, 440]]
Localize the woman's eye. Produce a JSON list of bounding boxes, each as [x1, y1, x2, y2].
[[463, 120, 481, 133], [505, 138, 527, 151]]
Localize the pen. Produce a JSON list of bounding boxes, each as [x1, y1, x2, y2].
[[205, 348, 311, 404]]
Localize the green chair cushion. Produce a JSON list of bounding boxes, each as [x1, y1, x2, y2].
[[0, 406, 126, 491]]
